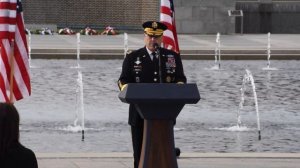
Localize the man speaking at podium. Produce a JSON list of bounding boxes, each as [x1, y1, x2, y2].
[[118, 21, 186, 168]]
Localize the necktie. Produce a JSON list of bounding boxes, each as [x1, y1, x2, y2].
[[152, 52, 157, 63]]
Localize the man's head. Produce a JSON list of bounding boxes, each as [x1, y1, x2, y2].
[[143, 21, 167, 51], [0, 103, 20, 156]]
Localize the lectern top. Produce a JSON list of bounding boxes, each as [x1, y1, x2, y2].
[[118, 83, 200, 104]]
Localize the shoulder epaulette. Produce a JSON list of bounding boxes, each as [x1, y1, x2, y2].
[[126, 50, 132, 55]]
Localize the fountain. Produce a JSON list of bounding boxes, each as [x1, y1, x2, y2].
[[65, 33, 86, 140], [27, 30, 36, 68], [237, 69, 261, 140], [212, 32, 221, 70], [28, 31, 32, 67], [77, 69, 85, 141], [75, 32, 85, 141], [76, 33, 81, 68], [124, 32, 128, 58], [263, 32, 278, 71], [266, 32, 271, 68]]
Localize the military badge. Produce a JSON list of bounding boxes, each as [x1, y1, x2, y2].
[[135, 77, 140, 83], [135, 57, 141, 65], [166, 76, 171, 83], [134, 57, 142, 72], [166, 55, 176, 68], [152, 22, 158, 29]]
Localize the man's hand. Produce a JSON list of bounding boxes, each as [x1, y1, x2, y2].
[[121, 84, 128, 91]]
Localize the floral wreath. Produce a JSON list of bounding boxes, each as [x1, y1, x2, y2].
[[35, 27, 53, 35], [58, 28, 76, 35], [80, 27, 98, 35], [101, 26, 118, 35]]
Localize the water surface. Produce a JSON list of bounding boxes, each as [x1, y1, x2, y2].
[[16, 59, 300, 153]]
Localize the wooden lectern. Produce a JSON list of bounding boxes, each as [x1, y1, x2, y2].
[[118, 83, 200, 168]]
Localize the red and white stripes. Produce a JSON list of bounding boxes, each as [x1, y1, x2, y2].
[[160, 0, 180, 53], [0, 0, 30, 102]]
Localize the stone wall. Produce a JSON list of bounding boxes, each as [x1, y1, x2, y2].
[[174, 0, 236, 34], [23, 0, 159, 31], [22, 0, 300, 34], [23, 0, 237, 34], [237, 1, 300, 33]]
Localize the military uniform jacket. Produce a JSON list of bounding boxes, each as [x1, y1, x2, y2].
[[118, 47, 187, 126]]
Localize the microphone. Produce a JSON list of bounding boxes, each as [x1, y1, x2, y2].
[[153, 43, 160, 51], [153, 43, 162, 83]]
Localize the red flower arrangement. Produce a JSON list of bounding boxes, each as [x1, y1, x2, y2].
[[58, 28, 76, 35], [101, 26, 118, 35]]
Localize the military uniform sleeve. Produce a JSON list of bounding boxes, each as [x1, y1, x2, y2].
[[175, 53, 187, 83], [118, 52, 133, 90]]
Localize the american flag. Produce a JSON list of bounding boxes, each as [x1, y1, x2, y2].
[[0, 0, 31, 102], [160, 0, 180, 53]]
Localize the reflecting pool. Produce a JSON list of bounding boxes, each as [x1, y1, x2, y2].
[[16, 59, 300, 153]]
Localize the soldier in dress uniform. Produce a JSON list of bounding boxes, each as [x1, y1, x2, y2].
[[118, 21, 186, 168]]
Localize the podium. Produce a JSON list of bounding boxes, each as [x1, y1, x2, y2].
[[119, 83, 200, 168]]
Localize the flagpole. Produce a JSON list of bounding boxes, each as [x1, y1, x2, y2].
[[9, 40, 15, 103]]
